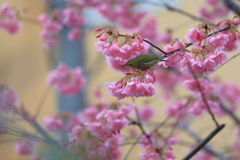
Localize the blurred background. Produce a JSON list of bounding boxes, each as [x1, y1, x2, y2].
[[0, 0, 240, 159]]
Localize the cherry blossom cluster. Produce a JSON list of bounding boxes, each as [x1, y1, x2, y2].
[[46, 63, 86, 95], [0, 84, 18, 112], [95, 28, 148, 72], [180, 21, 239, 74], [106, 69, 156, 100], [199, 0, 229, 20], [39, 7, 85, 48], [0, 3, 22, 34]]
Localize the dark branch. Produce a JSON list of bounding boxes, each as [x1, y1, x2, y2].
[[182, 124, 225, 160], [223, 0, 240, 16]]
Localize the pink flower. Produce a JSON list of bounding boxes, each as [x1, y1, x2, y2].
[[138, 104, 155, 121], [136, 17, 159, 43], [139, 152, 160, 160], [185, 27, 204, 43], [159, 40, 185, 68], [203, 58, 217, 73], [159, 32, 172, 44], [67, 27, 81, 41], [0, 3, 22, 34], [164, 136, 179, 146], [118, 103, 134, 116], [85, 122, 112, 140], [154, 67, 180, 90], [233, 140, 240, 152], [111, 118, 128, 131], [165, 100, 187, 118], [183, 78, 215, 97], [62, 8, 85, 27], [223, 33, 238, 52], [38, 13, 62, 33], [165, 149, 176, 160], [206, 33, 229, 50], [188, 101, 205, 116], [46, 63, 85, 95], [106, 57, 130, 73], [43, 116, 64, 131], [77, 106, 98, 123], [106, 81, 156, 100], [15, 139, 35, 155], [0, 85, 18, 112], [68, 125, 82, 144]]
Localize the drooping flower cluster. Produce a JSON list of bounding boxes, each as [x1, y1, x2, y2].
[[64, 102, 134, 160], [106, 69, 156, 100], [95, 28, 148, 73], [181, 21, 239, 74], [0, 3, 22, 34], [46, 63, 86, 95]]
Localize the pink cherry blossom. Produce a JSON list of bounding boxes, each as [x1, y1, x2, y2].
[[0, 85, 18, 112], [77, 106, 98, 123], [85, 122, 112, 140], [223, 32, 238, 52], [138, 104, 155, 121], [139, 152, 160, 160], [182, 78, 215, 97], [43, 116, 64, 131], [46, 63, 85, 95], [165, 100, 187, 118], [15, 139, 35, 155], [136, 17, 160, 43], [106, 80, 156, 100], [67, 27, 81, 41], [206, 33, 229, 50], [185, 27, 204, 43], [68, 125, 83, 144], [0, 3, 22, 34], [118, 103, 134, 116], [159, 40, 185, 68], [165, 148, 176, 160], [164, 136, 179, 146], [159, 31, 172, 44], [62, 8, 85, 27], [106, 56, 130, 73]]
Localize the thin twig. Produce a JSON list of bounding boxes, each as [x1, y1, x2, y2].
[[153, 99, 191, 131], [214, 52, 240, 72], [34, 86, 51, 119], [219, 103, 240, 124], [163, 3, 215, 26], [187, 62, 220, 128]]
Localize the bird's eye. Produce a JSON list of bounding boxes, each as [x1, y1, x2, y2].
[[128, 61, 132, 64]]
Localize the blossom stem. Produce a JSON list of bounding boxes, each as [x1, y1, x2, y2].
[[187, 62, 220, 128]]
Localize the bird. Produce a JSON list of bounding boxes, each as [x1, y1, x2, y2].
[[122, 54, 168, 71]]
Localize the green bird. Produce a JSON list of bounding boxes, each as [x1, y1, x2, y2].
[[122, 54, 168, 71]]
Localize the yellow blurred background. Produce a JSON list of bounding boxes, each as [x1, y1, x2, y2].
[[0, 0, 240, 160]]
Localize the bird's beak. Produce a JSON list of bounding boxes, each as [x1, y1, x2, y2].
[[122, 64, 127, 67]]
